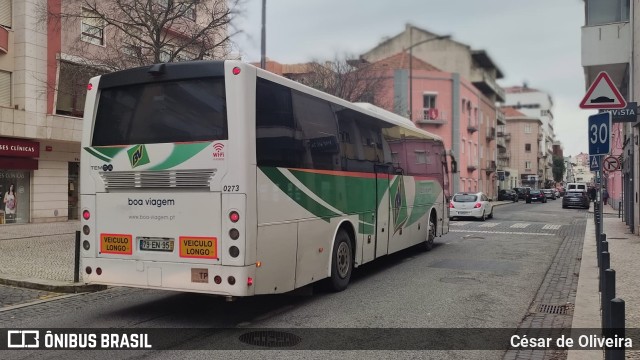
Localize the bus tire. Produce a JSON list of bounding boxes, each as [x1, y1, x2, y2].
[[328, 229, 353, 292], [422, 213, 436, 251]]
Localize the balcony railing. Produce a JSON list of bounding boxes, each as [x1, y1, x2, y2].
[[486, 127, 496, 140], [416, 108, 447, 125], [498, 150, 510, 159], [537, 133, 543, 141], [504, 133, 511, 141], [537, 151, 545, 159], [484, 160, 496, 172], [497, 136, 506, 149]]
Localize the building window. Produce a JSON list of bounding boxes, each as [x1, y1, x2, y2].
[[81, 8, 105, 46], [56, 62, 100, 117], [0, 71, 10, 107], [525, 161, 532, 169], [525, 143, 531, 152], [524, 124, 532, 134], [0, 0, 11, 28], [423, 93, 436, 109], [415, 150, 426, 164], [586, 0, 629, 26]]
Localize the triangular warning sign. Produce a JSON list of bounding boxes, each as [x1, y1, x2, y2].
[[580, 71, 627, 109], [591, 156, 599, 168]]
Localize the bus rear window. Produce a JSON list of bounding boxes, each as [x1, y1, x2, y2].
[[92, 78, 227, 146]]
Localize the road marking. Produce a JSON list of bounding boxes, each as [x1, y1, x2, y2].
[[478, 223, 499, 227], [510, 223, 530, 229], [450, 221, 472, 226], [450, 229, 554, 236], [542, 224, 562, 230]]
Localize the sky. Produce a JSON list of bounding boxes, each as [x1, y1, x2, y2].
[[230, 0, 595, 157]]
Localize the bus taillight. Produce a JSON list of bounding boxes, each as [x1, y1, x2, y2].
[[247, 277, 253, 286], [232, 67, 241, 75], [83, 210, 90, 220], [229, 211, 240, 223]]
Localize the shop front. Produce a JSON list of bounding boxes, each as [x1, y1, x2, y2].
[[0, 137, 39, 225]]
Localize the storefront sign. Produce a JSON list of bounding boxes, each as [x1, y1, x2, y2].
[[0, 138, 40, 158]]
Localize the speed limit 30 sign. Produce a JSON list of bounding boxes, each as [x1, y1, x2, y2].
[[588, 112, 612, 156]]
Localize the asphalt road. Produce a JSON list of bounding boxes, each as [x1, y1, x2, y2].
[[0, 198, 588, 360]]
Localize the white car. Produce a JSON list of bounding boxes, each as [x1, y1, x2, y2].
[[449, 192, 494, 221]]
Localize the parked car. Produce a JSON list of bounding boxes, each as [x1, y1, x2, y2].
[[526, 189, 547, 203], [449, 192, 494, 221], [542, 189, 556, 200], [513, 187, 531, 200], [498, 189, 518, 201], [554, 189, 561, 198], [562, 191, 590, 209]]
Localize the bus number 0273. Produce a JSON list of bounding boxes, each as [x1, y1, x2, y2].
[[223, 185, 240, 192]]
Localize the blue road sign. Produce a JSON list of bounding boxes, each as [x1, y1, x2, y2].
[[589, 155, 600, 171], [588, 112, 612, 156]]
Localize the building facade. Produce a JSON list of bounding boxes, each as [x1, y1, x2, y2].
[[359, 24, 505, 198], [503, 85, 558, 187], [500, 107, 544, 188], [581, 0, 632, 230], [0, 0, 227, 225]]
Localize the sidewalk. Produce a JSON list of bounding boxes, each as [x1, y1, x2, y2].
[[569, 204, 640, 360], [0, 221, 104, 293]]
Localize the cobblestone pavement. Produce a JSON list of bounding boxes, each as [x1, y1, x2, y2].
[[504, 218, 587, 360], [0, 284, 63, 308], [0, 221, 79, 283]]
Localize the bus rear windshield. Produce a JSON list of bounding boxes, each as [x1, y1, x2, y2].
[[92, 77, 227, 146]]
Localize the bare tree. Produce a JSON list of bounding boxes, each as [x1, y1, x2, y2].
[[297, 55, 393, 109], [36, 0, 243, 116]]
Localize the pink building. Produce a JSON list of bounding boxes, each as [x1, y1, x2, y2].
[[502, 107, 544, 188], [366, 53, 498, 198]]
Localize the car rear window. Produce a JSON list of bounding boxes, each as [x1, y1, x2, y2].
[[566, 192, 584, 197], [453, 194, 477, 202], [530, 190, 541, 194]]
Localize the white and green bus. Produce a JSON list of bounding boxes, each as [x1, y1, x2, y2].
[[80, 60, 450, 298]]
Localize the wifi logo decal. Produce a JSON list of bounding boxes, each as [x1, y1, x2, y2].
[[212, 142, 225, 160]]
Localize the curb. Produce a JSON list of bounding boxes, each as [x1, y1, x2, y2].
[[0, 274, 107, 294]]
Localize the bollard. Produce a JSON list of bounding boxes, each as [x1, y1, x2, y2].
[[606, 298, 625, 360], [618, 202, 622, 218], [74, 230, 81, 283], [601, 269, 615, 333], [600, 251, 609, 293]]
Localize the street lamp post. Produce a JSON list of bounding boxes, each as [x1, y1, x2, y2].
[[260, 0, 266, 69], [406, 30, 450, 120]]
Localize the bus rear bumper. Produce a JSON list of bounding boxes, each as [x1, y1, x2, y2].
[[83, 258, 256, 296]]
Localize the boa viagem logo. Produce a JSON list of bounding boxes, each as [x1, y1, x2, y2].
[[128, 145, 150, 168]]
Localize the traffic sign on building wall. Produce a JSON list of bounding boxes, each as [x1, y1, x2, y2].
[[580, 71, 627, 109]]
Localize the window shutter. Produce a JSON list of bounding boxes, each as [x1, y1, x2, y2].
[[0, 0, 11, 28], [0, 71, 10, 107]]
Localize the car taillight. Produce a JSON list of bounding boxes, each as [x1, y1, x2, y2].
[[474, 203, 482, 208], [449, 201, 455, 208]]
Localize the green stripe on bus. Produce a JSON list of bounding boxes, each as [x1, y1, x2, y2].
[[91, 147, 125, 160], [149, 142, 211, 170], [406, 180, 440, 227], [260, 167, 340, 222], [84, 147, 111, 162]]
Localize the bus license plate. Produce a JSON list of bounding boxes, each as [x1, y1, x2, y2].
[[139, 238, 174, 252]]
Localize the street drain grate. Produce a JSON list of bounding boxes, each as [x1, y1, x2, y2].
[[239, 330, 301, 347], [536, 304, 573, 315]]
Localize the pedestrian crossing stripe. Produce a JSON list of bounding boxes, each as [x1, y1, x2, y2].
[[542, 224, 562, 230], [478, 223, 499, 227], [450, 222, 472, 226], [510, 223, 530, 228]]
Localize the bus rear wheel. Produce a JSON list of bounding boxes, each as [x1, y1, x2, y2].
[[422, 214, 436, 251], [328, 229, 353, 292]]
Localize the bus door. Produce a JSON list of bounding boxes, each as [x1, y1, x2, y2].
[[374, 164, 391, 258]]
